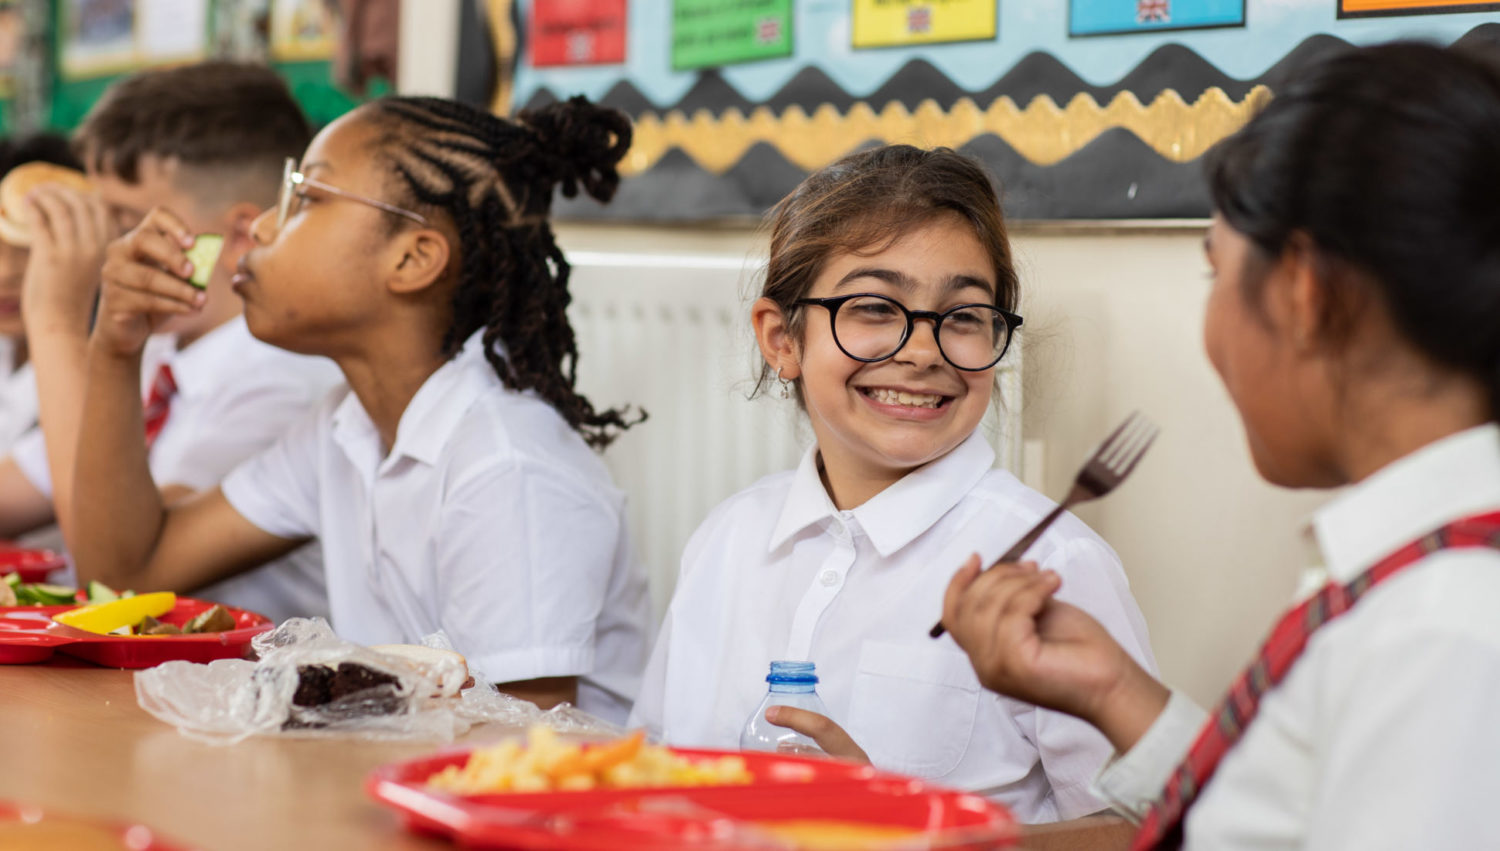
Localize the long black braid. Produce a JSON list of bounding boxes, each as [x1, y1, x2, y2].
[[362, 95, 642, 449]]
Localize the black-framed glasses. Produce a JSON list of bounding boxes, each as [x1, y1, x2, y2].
[[276, 157, 428, 230], [795, 293, 1022, 371]]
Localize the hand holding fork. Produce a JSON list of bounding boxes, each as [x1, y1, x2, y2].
[[930, 412, 1158, 638]]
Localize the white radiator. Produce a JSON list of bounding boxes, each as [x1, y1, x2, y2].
[[567, 251, 1023, 623]]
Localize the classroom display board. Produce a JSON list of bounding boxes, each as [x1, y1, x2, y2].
[[510, 0, 1500, 221], [0, 0, 376, 134]]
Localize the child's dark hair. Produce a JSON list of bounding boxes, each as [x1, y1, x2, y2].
[[1206, 42, 1500, 421], [73, 61, 310, 207], [359, 94, 640, 449], [0, 134, 81, 176], [755, 145, 1018, 396]]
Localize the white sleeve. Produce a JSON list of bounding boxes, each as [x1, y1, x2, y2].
[[434, 460, 622, 685], [219, 408, 324, 540], [628, 609, 672, 741], [1033, 536, 1163, 818], [9, 427, 51, 498], [1306, 627, 1500, 850], [156, 371, 339, 491], [1091, 690, 1206, 819]]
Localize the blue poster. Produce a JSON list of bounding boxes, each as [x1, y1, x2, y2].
[[1069, 0, 1246, 36]]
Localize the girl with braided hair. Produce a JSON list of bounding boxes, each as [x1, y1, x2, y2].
[[67, 95, 650, 721]]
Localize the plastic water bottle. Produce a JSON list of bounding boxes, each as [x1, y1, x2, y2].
[[739, 660, 831, 755]]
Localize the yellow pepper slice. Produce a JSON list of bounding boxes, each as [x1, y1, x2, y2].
[[53, 592, 176, 635]]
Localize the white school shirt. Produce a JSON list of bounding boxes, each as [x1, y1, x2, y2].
[[12, 319, 340, 622], [220, 330, 650, 724], [0, 337, 36, 452], [631, 430, 1158, 823], [1095, 423, 1500, 850]]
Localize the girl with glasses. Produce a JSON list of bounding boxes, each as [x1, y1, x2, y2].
[[66, 95, 650, 722], [631, 144, 1157, 823], [943, 43, 1500, 849]]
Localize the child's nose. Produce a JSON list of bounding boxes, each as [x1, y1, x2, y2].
[[249, 207, 276, 245], [897, 319, 944, 365]]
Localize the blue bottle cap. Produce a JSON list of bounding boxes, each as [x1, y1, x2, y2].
[[767, 660, 818, 684]]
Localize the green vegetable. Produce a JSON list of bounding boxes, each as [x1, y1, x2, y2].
[[184, 234, 224, 289], [86, 580, 119, 603], [27, 584, 76, 605], [2, 572, 18, 587]]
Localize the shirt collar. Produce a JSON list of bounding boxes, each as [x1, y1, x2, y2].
[[332, 330, 498, 470], [767, 430, 996, 557], [1313, 423, 1500, 584], [162, 319, 247, 401]]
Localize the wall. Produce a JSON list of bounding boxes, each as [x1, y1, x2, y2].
[[554, 220, 1331, 710]]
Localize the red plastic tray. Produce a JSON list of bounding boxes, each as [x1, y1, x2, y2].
[[0, 597, 272, 667], [0, 800, 188, 849], [0, 545, 68, 583], [368, 747, 1018, 850]]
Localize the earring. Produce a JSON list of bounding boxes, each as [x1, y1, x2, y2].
[[775, 366, 791, 400]]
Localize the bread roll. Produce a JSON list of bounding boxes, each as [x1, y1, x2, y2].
[[0, 162, 94, 247]]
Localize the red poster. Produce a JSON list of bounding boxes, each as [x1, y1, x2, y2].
[[529, 0, 628, 67]]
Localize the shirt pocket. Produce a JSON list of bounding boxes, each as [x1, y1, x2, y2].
[[846, 639, 982, 778]]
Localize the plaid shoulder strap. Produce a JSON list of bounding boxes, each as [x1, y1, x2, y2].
[[1132, 509, 1500, 850]]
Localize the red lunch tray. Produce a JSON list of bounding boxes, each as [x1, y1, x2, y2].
[[0, 597, 272, 667], [0, 545, 68, 583], [368, 746, 1019, 851], [0, 800, 189, 849]]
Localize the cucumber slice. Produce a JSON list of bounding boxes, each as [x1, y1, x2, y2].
[[184, 234, 224, 289], [13, 585, 38, 605], [86, 580, 119, 603], [3, 571, 18, 587], [29, 583, 76, 605]]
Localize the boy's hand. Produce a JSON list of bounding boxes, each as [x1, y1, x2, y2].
[[942, 554, 1169, 751], [20, 185, 115, 332], [764, 706, 871, 764], [96, 208, 206, 356]]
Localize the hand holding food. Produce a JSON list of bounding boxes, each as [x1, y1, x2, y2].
[[7, 164, 115, 331], [95, 207, 208, 356]]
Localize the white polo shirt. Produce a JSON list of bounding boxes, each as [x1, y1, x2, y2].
[[12, 319, 341, 622], [631, 430, 1158, 823], [1095, 423, 1500, 849], [0, 337, 36, 452], [220, 330, 650, 724]]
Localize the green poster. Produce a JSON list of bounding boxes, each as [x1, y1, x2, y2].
[[672, 0, 793, 71]]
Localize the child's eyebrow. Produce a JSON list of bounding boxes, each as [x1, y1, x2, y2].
[[833, 267, 994, 296], [301, 159, 332, 175]]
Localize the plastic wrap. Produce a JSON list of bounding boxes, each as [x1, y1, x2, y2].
[[134, 618, 620, 745]]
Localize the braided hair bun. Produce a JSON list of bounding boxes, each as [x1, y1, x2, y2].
[[518, 96, 632, 205]]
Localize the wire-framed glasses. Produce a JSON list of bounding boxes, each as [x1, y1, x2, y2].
[[795, 293, 1023, 371], [276, 157, 428, 230]]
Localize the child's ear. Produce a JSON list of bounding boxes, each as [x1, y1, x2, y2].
[[387, 228, 452, 295], [751, 296, 801, 379]]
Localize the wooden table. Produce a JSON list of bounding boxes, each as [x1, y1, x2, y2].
[[0, 662, 1135, 850]]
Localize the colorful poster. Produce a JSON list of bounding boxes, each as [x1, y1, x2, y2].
[[851, 0, 998, 49], [1070, 0, 1245, 36], [672, 0, 793, 70], [0, 0, 18, 98], [1339, 0, 1500, 16], [530, 0, 628, 67], [59, 0, 137, 79], [270, 0, 338, 62]]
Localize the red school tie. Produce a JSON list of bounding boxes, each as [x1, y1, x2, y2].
[[1131, 510, 1500, 850], [142, 363, 176, 448]]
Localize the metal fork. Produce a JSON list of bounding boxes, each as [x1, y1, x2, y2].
[[929, 412, 1159, 638]]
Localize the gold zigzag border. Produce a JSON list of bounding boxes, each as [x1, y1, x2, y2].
[[620, 85, 1274, 177]]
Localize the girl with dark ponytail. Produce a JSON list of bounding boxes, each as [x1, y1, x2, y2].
[[942, 42, 1500, 849], [70, 95, 649, 722]]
